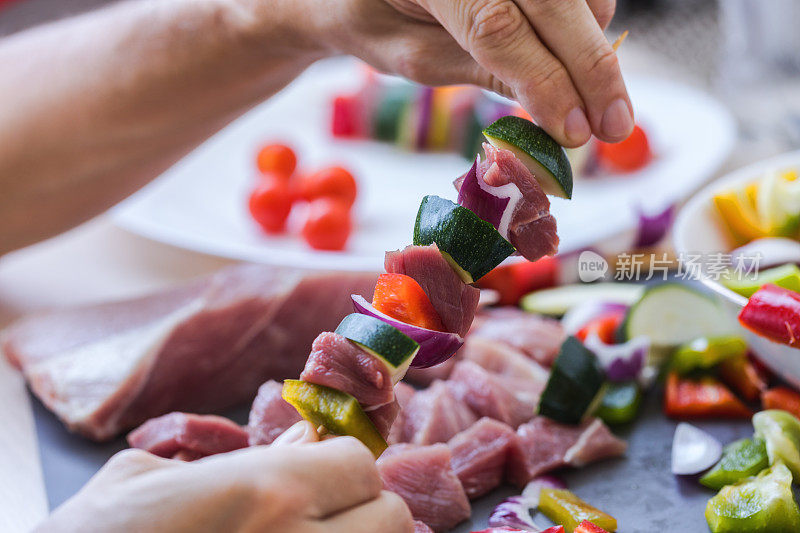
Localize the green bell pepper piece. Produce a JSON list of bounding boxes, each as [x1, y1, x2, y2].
[[670, 336, 747, 375], [700, 438, 770, 490], [282, 380, 388, 458], [705, 462, 800, 532], [596, 382, 641, 425], [753, 409, 800, 482], [539, 488, 617, 532], [721, 263, 800, 298]]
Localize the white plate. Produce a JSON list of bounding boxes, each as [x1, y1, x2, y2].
[[674, 150, 800, 388], [113, 57, 736, 271]]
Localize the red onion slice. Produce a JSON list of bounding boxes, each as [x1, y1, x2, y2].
[[488, 476, 566, 531], [455, 157, 522, 239], [671, 422, 722, 475], [351, 295, 464, 369], [634, 204, 674, 248], [583, 333, 648, 382]]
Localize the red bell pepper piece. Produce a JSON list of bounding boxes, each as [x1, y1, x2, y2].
[[719, 355, 769, 402], [575, 311, 626, 344], [664, 372, 752, 419], [574, 521, 609, 533], [477, 256, 559, 306], [762, 386, 800, 420], [373, 273, 445, 331], [331, 95, 359, 138], [738, 283, 800, 347]]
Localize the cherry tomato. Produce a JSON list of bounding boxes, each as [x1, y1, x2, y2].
[[301, 198, 351, 251], [248, 175, 293, 233], [298, 166, 357, 207], [596, 124, 651, 172], [256, 144, 296, 178]]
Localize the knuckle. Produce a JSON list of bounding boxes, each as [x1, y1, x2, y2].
[[592, 0, 617, 28], [107, 448, 153, 467], [394, 42, 434, 84], [522, 60, 568, 97], [580, 44, 620, 80], [467, 0, 525, 49]]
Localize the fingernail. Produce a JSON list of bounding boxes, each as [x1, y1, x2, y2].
[[272, 421, 314, 446], [601, 98, 634, 140], [564, 107, 591, 144]]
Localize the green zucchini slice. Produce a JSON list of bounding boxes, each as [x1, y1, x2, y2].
[[538, 336, 606, 425], [413, 195, 515, 283], [335, 313, 419, 383], [483, 115, 573, 199]]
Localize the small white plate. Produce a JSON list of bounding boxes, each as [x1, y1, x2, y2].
[[674, 150, 800, 388], [113, 57, 736, 272]]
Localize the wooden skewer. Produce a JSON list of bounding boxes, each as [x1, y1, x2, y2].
[[612, 30, 629, 52]]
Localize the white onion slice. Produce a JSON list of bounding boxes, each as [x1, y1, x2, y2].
[[671, 422, 722, 475]]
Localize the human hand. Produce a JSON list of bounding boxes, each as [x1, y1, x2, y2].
[[37, 422, 413, 533], [305, 0, 630, 147]]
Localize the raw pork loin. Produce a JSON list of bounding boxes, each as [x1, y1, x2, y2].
[[377, 444, 470, 532], [1, 265, 375, 440], [127, 412, 248, 460], [448, 417, 519, 499], [401, 380, 476, 445]]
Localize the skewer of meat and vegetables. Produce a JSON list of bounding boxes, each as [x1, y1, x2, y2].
[[9, 110, 800, 532]]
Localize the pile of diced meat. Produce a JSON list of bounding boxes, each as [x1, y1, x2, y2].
[[129, 308, 626, 532]]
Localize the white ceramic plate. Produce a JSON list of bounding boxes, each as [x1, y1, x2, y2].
[[674, 150, 800, 388], [113, 57, 736, 272]]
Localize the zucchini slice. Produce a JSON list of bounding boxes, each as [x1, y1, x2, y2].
[[623, 283, 736, 347], [538, 336, 606, 425], [282, 380, 388, 458], [413, 195, 515, 283], [482, 116, 573, 199], [520, 283, 644, 316], [335, 313, 419, 383]]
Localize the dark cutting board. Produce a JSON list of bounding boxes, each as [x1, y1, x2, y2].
[[34, 387, 757, 532]]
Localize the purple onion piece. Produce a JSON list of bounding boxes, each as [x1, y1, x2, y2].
[[455, 157, 522, 239], [634, 204, 675, 248], [488, 476, 566, 532], [583, 333, 648, 382], [351, 295, 464, 369]]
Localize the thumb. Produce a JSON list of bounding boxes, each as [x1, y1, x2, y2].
[[271, 421, 319, 447]]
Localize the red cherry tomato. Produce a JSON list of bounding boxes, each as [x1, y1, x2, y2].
[[301, 198, 352, 250], [298, 166, 357, 207], [248, 175, 293, 233], [596, 124, 651, 172], [256, 144, 296, 178]]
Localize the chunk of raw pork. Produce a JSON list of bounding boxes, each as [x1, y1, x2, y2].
[[447, 361, 537, 428], [507, 417, 626, 486], [377, 444, 470, 532], [387, 382, 417, 445], [300, 332, 394, 408], [402, 380, 476, 445], [385, 244, 479, 336], [471, 308, 565, 367], [127, 412, 248, 460], [1, 265, 375, 440], [448, 417, 519, 499], [246, 380, 302, 446]]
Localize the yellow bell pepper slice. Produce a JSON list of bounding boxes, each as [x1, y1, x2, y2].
[[539, 488, 617, 532]]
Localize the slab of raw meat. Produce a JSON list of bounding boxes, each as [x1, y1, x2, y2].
[[246, 380, 302, 446], [366, 399, 400, 439], [507, 417, 626, 486], [377, 443, 470, 532], [1, 265, 375, 440], [471, 308, 565, 367], [447, 361, 536, 428], [385, 244, 479, 336], [402, 380, 476, 445], [300, 332, 394, 408], [387, 382, 417, 445], [448, 417, 519, 499], [127, 412, 248, 459]]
